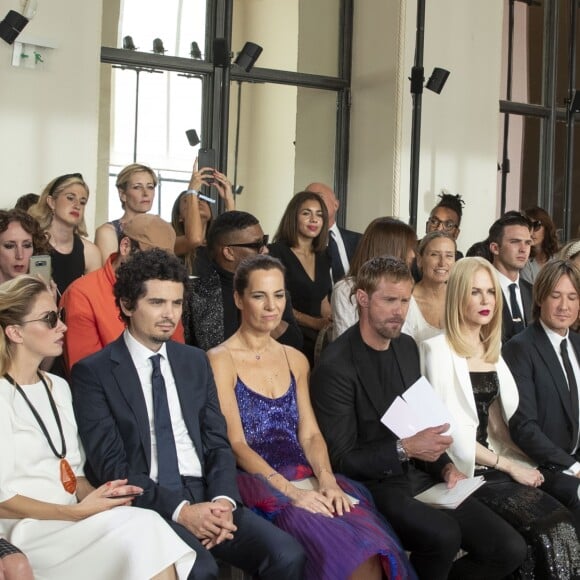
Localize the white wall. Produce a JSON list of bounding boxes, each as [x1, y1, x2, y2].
[[0, 0, 103, 235], [349, 0, 505, 253]]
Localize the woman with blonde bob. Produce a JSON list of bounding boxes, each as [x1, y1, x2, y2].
[[29, 173, 101, 297], [421, 257, 579, 577]]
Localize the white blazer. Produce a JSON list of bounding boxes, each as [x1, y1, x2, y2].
[[420, 333, 534, 476]]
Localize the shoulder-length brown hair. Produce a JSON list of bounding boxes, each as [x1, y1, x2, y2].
[[273, 191, 328, 253], [348, 217, 417, 278], [445, 257, 502, 363], [525, 206, 559, 259], [0, 209, 50, 255]]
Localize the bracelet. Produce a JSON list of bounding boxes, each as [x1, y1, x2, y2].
[[266, 472, 279, 481], [493, 453, 500, 468], [186, 188, 198, 195]]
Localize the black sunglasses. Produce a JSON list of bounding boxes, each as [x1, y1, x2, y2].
[[21, 308, 65, 329], [531, 220, 542, 231], [227, 235, 269, 251], [49, 173, 84, 196]]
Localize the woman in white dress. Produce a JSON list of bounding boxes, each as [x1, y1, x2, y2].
[[0, 275, 195, 580], [402, 232, 456, 344], [332, 217, 416, 339]]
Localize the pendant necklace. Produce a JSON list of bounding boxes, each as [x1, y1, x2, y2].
[[4, 372, 77, 494]]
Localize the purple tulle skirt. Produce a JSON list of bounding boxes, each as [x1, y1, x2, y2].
[[237, 465, 416, 580]]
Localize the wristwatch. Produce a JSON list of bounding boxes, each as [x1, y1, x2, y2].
[[396, 439, 409, 462]]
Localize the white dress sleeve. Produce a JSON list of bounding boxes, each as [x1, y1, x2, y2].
[[331, 278, 358, 340]]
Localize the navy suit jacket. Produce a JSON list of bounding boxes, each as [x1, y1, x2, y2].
[[338, 226, 362, 263], [503, 321, 580, 469], [72, 335, 241, 520], [501, 278, 533, 343]]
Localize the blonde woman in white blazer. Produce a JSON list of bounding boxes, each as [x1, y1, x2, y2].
[[421, 257, 580, 578]]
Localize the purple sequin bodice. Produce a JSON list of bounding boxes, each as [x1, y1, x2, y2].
[[235, 373, 307, 471]]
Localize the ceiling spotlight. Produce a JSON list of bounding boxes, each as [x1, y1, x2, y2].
[[0, 10, 29, 45], [426, 67, 450, 94], [152, 38, 166, 55], [123, 35, 136, 50], [234, 42, 263, 72], [190, 41, 202, 59]]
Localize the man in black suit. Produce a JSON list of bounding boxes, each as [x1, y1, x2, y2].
[[503, 259, 580, 526], [488, 211, 534, 343], [72, 249, 306, 580], [305, 182, 361, 282], [311, 256, 526, 580]]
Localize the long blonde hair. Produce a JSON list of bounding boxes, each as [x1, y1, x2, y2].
[[445, 257, 502, 363], [29, 173, 89, 237], [0, 276, 49, 375]]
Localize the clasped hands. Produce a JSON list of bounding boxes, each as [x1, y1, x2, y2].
[[178, 499, 237, 549]]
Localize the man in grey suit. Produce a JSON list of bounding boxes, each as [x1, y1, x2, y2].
[[503, 259, 580, 526], [72, 248, 305, 580]]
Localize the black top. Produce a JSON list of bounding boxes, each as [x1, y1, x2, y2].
[[470, 370, 499, 448], [51, 234, 85, 298], [364, 343, 405, 412], [268, 241, 332, 317]]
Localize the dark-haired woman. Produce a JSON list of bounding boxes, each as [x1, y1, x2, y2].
[[0, 275, 195, 579], [0, 209, 51, 284], [29, 174, 102, 298], [208, 254, 415, 580], [171, 162, 235, 277], [521, 206, 559, 284], [269, 192, 332, 364]]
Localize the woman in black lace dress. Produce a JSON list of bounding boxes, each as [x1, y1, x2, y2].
[[421, 257, 580, 578]]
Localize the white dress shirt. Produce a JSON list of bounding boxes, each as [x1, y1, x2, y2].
[[329, 223, 350, 281]]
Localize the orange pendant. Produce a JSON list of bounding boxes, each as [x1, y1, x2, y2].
[[60, 458, 77, 494]]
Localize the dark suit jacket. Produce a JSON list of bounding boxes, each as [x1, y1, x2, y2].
[[502, 321, 580, 469], [72, 336, 241, 520], [310, 324, 450, 482], [337, 226, 362, 263], [501, 278, 533, 343]]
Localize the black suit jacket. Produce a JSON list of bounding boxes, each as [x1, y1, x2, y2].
[[337, 226, 362, 263], [501, 278, 533, 343], [502, 321, 580, 469], [310, 324, 450, 482], [72, 336, 241, 520]]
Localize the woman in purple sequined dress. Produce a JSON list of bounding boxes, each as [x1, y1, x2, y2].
[[208, 254, 415, 580]]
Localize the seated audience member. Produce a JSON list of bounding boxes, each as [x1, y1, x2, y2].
[[488, 211, 533, 343], [172, 163, 235, 277], [465, 239, 493, 262], [411, 192, 465, 281], [208, 255, 415, 580], [305, 182, 362, 283], [0, 540, 33, 580], [72, 249, 306, 580], [402, 232, 456, 344], [0, 276, 195, 579], [94, 163, 157, 262], [521, 206, 559, 284], [184, 211, 301, 351], [29, 173, 102, 298], [558, 239, 580, 266], [421, 257, 579, 577], [60, 214, 184, 372], [14, 193, 39, 212], [503, 259, 580, 527], [0, 209, 51, 284], [269, 192, 332, 364], [311, 256, 526, 580], [332, 217, 417, 340]]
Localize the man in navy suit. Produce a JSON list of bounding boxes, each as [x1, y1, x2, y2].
[[503, 259, 580, 526], [72, 248, 305, 580], [306, 182, 361, 283]]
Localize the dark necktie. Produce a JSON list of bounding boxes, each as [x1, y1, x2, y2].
[[508, 283, 525, 334], [328, 230, 345, 282], [560, 339, 580, 451], [150, 354, 182, 491]]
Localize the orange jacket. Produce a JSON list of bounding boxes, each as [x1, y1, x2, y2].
[[61, 254, 184, 372]]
